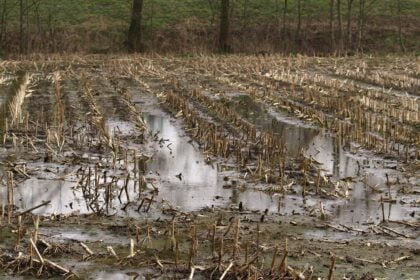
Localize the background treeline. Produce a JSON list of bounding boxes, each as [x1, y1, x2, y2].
[[0, 0, 419, 55]]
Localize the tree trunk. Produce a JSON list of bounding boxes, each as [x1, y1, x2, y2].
[[397, 0, 405, 52], [149, 0, 155, 40], [357, 0, 365, 52], [295, 0, 302, 41], [128, 0, 143, 52], [337, 0, 343, 54], [19, 0, 24, 53], [25, 0, 29, 53], [0, 0, 7, 45], [346, 0, 354, 50], [242, 0, 249, 30], [329, 0, 335, 52], [207, 0, 217, 26], [282, 0, 287, 37], [282, 0, 288, 49], [219, 0, 230, 52]]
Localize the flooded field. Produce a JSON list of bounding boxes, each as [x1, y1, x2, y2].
[[0, 55, 419, 279]]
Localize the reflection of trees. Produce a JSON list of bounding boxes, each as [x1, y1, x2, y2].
[[234, 95, 319, 157], [231, 188, 239, 204], [342, 152, 352, 177], [146, 114, 221, 209], [11, 178, 75, 215], [313, 181, 406, 226], [332, 139, 340, 177], [271, 120, 319, 156], [148, 114, 213, 186]]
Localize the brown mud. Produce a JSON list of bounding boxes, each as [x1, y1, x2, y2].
[[0, 55, 419, 279]]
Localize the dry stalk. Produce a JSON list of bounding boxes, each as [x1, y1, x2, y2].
[[9, 73, 32, 126]]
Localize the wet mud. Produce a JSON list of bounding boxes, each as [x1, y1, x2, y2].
[[0, 55, 419, 279]]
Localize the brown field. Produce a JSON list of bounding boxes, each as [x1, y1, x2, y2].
[[0, 54, 419, 279]]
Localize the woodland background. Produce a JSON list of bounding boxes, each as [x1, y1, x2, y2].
[[0, 0, 419, 56]]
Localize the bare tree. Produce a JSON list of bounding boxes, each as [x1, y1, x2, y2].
[[282, 0, 288, 38], [206, 0, 218, 26], [33, 0, 42, 35], [219, 0, 230, 52], [17, 0, 35, 53], [346, 0, 354, 49], [19, 0, 24, 53], [128, 0, 144, 52], [47, 1, 57, 52], [241, 0, 249, 29], [357, 0, 365, 52], [295, 0, 302, 41], [281, 0, 288, 50], [0, 0, 7, 46], [397, 0, 405, 52], [329, 0, 335, 52], [25, 0, 29, 52], [337, 0, 343, 53]]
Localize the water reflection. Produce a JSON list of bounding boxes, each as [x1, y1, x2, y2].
[[145, 113, 225, 209], [0, 177, 85, 215], [231, 94, 319, 157], [228, 94, 418, 223], [144, 112, 310, 213], [90, 269, 154, 280], [0, 90, 416, 227]]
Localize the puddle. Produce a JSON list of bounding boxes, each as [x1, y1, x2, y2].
[[331, 181, 420, 225], [145, 113, 221, 208], [304, 228, 420, 247], [229, 94, 320, 157], [0, 59, 418, 280], [144, 112, 291, 212], [225, 94, 419, 222], [231, 94, 394, 174], [106, 119, 139, 138], [89, 269, 160, 280], [42, 227, 127, 244], [0, 177, 87, 215], [0, 83, 416, 230], [141, 97, 419, 225]]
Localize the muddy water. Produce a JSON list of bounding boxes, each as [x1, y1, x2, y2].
[[89, 270, 201, 280], [0, 83, 417, 229], [227, 94, 419, 224], [143, 111, 292, 212], [230, 94, 395, 176], [0, 164, 89, 216], [139, 91, 419, 226], [143, 111, 320, 214], [145, 113, 221, 208], [90, 270, 151, 280], [230, 94, 319, 157]]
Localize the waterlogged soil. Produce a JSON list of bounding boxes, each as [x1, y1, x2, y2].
[[0, 56, 419, 279], [1, 212, 418, 279]]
